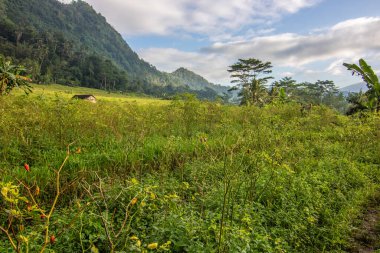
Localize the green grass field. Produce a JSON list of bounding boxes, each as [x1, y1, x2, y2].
[[13, 83, 170, 105], [0, 86, 379, 252]]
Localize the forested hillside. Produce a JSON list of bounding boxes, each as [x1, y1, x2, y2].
[[172, 67, 230, 95], [0, 0, 227, 99]]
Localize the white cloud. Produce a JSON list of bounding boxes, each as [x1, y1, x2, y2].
[[326, 60, 345, 75], [203, 17, 380, 67], [331, 17, 380, 30], [83, 0, 320, 38], [280, 72, 295, 77], [58, 0, 73, 3], [139, 17, 380, 86]]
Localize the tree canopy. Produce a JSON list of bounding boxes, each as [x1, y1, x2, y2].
[[228, 58, 273, 105], [0, 0, 227, 100], [344, 59, 380, 112]]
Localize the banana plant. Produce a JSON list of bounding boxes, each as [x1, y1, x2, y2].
[[0, 57, 32, 96], [343, 59, 380, 112]]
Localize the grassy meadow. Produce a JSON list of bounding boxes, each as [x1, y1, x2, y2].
[[0, 85, 379, 252], [15, 84, 170, 105]]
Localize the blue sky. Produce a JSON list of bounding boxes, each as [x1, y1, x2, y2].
[[64, 0, 380, 87]]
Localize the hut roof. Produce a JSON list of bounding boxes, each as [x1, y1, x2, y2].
[[72, 94, 96, 99], [72, 95, 97, 103]]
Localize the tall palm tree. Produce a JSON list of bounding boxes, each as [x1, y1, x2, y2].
[[228, 58, 273, 106]]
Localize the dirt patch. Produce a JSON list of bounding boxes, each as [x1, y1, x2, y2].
[[348, 194, 380, 253]]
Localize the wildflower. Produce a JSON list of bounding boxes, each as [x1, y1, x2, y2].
[[24, 163, 30, 172], [131, 178, 139, 185], [10, 209, 22, 216], [35, 186, 40, 196], [75, 147, 81, 154], [182, 182, 190, 189], [50, 235, 56, 244], [160, 241, 172, 250], [91, 245, 99, 253], [131, 197, 138, 205], [40, 214, 47, 219], [19, 235, 28, 243], [147, 243, 158, 249], [130, 236, 139, 240]]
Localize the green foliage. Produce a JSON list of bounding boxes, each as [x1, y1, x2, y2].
[[344, 59, 380, 112], [0, 90, 379, 252], [0, 56, 31, 95], [345, 92, 369, 115], [0, 0, 227, 100], [228, 58, 273, 105], [171, 67, 229, 96], [0, 147, 77, 253], [270, 77, 348, 113]]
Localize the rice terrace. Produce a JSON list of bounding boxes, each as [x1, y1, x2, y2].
[[0, 0, 380, 252]]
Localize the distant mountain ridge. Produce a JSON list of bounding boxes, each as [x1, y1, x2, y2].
[[0, 0, 228, 99], [171, 67, 229, 95], [340, 83, 368, 95]]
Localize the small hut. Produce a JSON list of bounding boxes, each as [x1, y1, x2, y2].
[[72, 95, 97, 103]]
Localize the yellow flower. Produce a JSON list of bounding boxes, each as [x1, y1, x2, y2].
[[147, 242, 158, 249], [91, 245, 99, 253], [130, 235, 139, 240], [131, 178, 139, 185], [10, 209, 21, 216], [1, 186, 9, 197], [19, 235, 28, 243], [35, 186, 40, 196], [159, 241, 172, 250], [131, 197, 138, 205]]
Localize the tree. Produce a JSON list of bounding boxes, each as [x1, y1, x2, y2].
[[0, 56, 32, 95], [272, 76, 297, 90], [228, 58, 273, 105], [269, 78, 347, 112], [314, 80, 339, 104], [343, 59, 380, 112], [270, 77, 297, 101], [345, 92, 368, 115]]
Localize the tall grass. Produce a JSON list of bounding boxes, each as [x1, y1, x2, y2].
[[0, 92, 379, 252]]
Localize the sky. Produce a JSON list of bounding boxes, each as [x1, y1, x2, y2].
[[62, 0, 380, 87]]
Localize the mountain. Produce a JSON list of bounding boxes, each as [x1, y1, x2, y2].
[[171, 67, 230, 95], [340, 82, 368, 95], [0, 0, 228, 99]]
